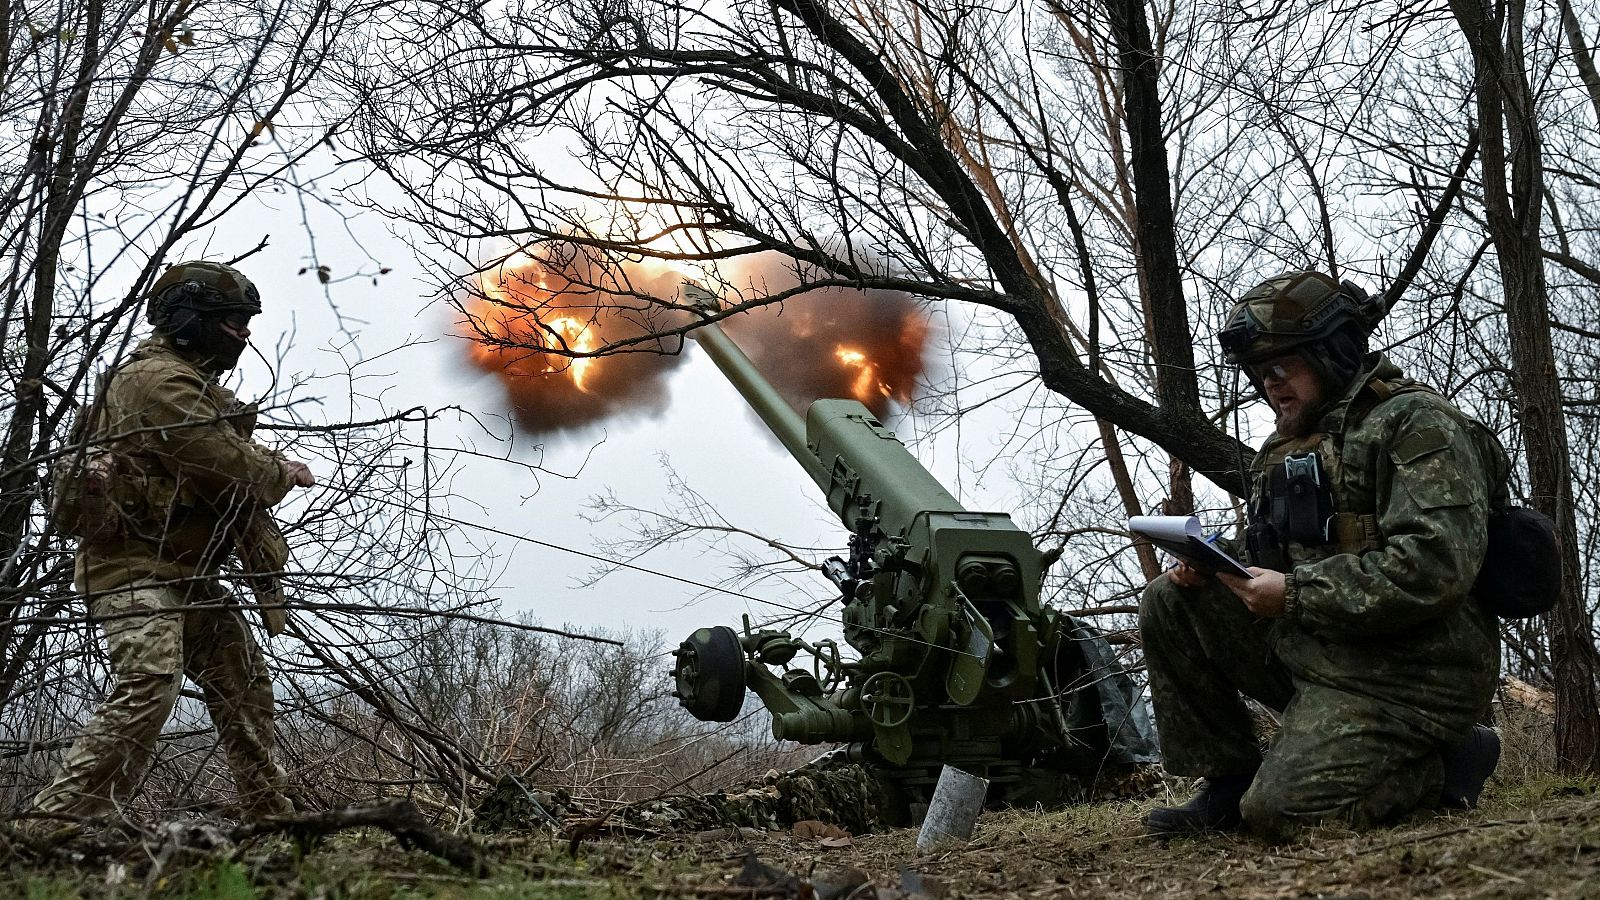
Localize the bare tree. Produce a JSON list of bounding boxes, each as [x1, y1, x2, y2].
[[333, 0, 1600, 764], [341, 0, 1259, 493], [1449, 0, 1600, 773], [0, 0, 660, 822]]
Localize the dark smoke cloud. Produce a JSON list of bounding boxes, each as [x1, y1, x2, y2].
[[457, 246, 940, 437], [719, 257, 939, 421], [459, 246, 692, 436]]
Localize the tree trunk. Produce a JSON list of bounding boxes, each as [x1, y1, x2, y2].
[[1102, 0, 1199, 516], [1450, 0, 1600, 774], [1098, 419, 1162, 580], [780, 0, 1253, 497], [1559, 0, 1600, 124]]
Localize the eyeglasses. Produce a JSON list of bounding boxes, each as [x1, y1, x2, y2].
[[220, 311, 253, 330], [1245, 361, 1293, 383]]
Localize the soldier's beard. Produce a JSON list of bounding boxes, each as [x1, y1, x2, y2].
[[1275, 405, 1317, 437], [1269, 387, 1325, 437]]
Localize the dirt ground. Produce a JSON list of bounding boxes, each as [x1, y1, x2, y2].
[[718, 792, 1600, 899], [646, 780, 1600, 900], [5, 780, 1597, 898]]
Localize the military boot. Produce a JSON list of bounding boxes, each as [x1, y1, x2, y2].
[[1144, 774, 1253, 836], [1440, 724, 1500, 809]]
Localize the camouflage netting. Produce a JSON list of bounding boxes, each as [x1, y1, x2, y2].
[[473, 777, 573, 833], [474, 758, 1162, 836], [474, 763, 892, 835], [618, 764, 895, 835]]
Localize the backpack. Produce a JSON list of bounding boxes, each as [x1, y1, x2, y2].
[[1359, 379, 1559, 619], [1476, 505, 1561, 618]]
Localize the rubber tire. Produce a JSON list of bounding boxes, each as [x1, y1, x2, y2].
[[674, 625, 746, 722]]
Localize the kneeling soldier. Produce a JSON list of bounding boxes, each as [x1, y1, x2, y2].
[[1141, 271, 1502, 841]]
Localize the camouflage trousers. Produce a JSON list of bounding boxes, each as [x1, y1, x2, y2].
[[31, 580, 292, 822], [1140, 573, 1466, 841]]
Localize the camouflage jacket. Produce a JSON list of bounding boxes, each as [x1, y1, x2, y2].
[[75, 336, 295, 596], [1250, 354, 1501, 735]]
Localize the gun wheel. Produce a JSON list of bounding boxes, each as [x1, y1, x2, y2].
[[861, 671, 915, 728], [673, 626, 746, 722]]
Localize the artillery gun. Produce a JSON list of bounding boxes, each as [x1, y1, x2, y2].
[[670, 285, 1149, 822]]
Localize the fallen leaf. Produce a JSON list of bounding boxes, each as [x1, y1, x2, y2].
[[792, 819, 851, 841]]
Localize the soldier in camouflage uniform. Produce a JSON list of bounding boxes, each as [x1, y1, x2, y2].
[[30, 261, 315, 824], [1140, 271, 1503, 841]]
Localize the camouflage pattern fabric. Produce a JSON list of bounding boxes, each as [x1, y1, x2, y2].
[[146, 260, 262, 321], [1141, 353, 1500, 840], [74, 336, 293, 596], [32, 335, 296, 822], [31, 581, 292, 820]]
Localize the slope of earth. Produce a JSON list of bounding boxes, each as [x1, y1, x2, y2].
[[727, 784, 1600, 900], [4, 781, 1596, 899]]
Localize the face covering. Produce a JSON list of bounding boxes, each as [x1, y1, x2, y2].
[[165, 309, 249, 372]]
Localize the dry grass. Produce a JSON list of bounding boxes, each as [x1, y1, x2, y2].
[[8, 773, 1596, 899], [3, 685, 1589, 899], [1496, 677, 1558, 786]]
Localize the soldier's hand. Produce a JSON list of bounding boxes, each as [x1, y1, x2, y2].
[[1216, 567, 1287, 618], [281, 460, 316, 488], [1166, 560, 1209, 590]]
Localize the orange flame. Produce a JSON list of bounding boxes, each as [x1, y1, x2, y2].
[[547, 316, 597, 390], [457, 252, 693, 436], [456, 248, 939, 436], [464, 294, 599, 392], [835, 345, 895, 403]]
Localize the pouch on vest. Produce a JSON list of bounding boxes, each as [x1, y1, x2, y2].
[[1268, 451, 1335, 545], [1245, 515, 1285, 571], [48, 373, 125, 542], [1476, 505, 1560, 618], [48, 448, 124, 542]]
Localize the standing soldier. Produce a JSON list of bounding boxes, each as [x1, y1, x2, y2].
[[31, 261, 315, 826], [1140, 271, 1504, 841]]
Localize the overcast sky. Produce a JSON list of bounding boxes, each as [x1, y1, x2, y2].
[[181, 127, 1285, 655]]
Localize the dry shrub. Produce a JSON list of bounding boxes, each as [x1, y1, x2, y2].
[[1494, 676, 1557, 786], [1, 616, 809, 825]]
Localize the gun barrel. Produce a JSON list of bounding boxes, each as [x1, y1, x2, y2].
[[687, 290, 829, 488]]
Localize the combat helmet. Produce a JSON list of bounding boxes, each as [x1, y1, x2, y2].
[[1219, 270, 1386, 400], [145, 260, 262, 327], [1217, 271, 1383, 364], [145, 260, 262, 371]]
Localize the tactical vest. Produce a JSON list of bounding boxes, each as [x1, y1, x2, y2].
[[52, 344, 266, 541], [1247, 377, 1510, 572]]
